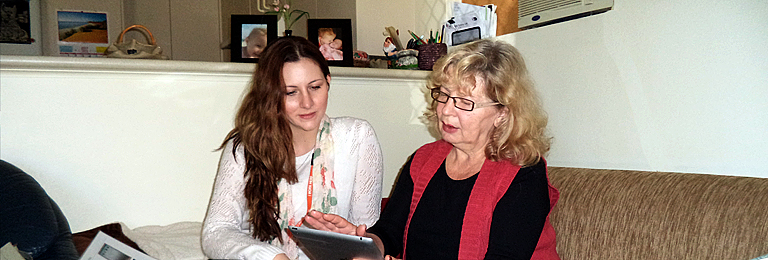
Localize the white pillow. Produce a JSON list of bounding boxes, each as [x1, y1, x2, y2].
[[120, 222, 205, 260]]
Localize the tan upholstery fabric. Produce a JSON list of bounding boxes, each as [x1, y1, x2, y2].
[[548, 167, 768, 260]]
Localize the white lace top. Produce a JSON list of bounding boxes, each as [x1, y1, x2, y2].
[[201, 117, 384, 260]]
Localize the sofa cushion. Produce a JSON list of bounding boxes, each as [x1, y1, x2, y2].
[[0, 160, 79, 260], [548, 167, 768, 260]]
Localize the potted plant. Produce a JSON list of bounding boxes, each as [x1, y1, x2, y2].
[[265, 0, 309, 36]]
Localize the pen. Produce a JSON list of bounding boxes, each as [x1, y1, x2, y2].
[[440, 25, 445, 43], [408, 30, 427, 45], [429, 30, 434, 43]]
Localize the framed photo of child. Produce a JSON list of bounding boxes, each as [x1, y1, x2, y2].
[[231, 15, 278, 63], [307, 19, 353, 67]]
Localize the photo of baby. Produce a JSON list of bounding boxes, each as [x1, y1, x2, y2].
[[307, 19, 352, 66], [317, 27, 342, 61], [241, 24, 267, 58]]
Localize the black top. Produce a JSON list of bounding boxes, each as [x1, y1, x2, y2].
[[367, 156, 551, 260]]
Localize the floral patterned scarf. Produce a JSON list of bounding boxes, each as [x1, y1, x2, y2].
[[271, 116, 337, 259]]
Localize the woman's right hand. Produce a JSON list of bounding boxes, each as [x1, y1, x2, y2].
[[384, 255, 402, 260], [303, 210, 364, 236], [273, 253, 290, 260]]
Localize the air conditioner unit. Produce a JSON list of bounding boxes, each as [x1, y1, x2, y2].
[[518, 0, 613, 29]]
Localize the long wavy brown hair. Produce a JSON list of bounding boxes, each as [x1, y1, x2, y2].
[[221, 36, 330, 242], [424, 39, 551, 166]]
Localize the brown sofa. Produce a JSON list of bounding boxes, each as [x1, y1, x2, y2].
[[548, 167, 768, 260]]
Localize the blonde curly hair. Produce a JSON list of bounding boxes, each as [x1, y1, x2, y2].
[[424, 39, 551, 166]]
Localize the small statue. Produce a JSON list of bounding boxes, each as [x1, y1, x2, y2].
[[383, 37, 398, 58]]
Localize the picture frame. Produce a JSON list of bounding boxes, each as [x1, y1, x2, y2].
[[56, 10, 109, 57], [0, 0, 34, 45], [231, 15, 278, 63], [307, 19, 353, 67], [0, 0, 42, 56]]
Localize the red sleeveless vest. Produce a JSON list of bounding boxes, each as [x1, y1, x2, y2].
[[402, 140, 560, 259]]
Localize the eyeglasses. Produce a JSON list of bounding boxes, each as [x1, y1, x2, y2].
[[430, 88, 501, 111]]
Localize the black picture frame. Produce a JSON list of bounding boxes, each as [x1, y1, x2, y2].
[[231, 15, 278, 63], [307, 19, 353, 67], [0, 0, 33, 44]]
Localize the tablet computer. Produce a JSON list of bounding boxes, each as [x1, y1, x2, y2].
[[287, 226, 383, 260]]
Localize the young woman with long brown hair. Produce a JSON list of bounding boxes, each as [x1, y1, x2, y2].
[[202, 36, 384, 260]]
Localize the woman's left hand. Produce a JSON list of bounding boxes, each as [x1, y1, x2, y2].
[[303, 210, 367, 236]]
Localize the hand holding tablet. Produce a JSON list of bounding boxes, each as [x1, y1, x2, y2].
[[287, 226, 383, 260], [303, 209, 364, 236], [295, 210, 389, 260]]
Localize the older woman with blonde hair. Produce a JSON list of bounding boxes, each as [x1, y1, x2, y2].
[[306, 38, 560, 260]]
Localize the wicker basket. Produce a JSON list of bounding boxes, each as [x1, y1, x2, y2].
[[417, 43, 447, 70]]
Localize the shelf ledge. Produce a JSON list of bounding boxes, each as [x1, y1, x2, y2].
[[0, 55, 430, 80]]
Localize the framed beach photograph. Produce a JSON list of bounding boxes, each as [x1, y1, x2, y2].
[[307, 19, 352, 67], [56, 10, 109, 57], [231, 14, 278, 63]]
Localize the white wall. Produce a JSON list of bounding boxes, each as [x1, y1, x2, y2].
[[498, 0, 768, 177]]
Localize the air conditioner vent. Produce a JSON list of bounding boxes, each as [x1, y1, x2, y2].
[[519, 0, 580, 17], [518, 0, 613, 29]]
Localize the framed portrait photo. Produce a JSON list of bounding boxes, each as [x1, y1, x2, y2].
[[307, 19, 353, 67], [231, 15, 278, 63]]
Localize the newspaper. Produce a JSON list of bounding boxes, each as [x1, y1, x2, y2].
[[80, 231, 157, 260], [444, 2, 497, 46], [1, 242, 29, 260]]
